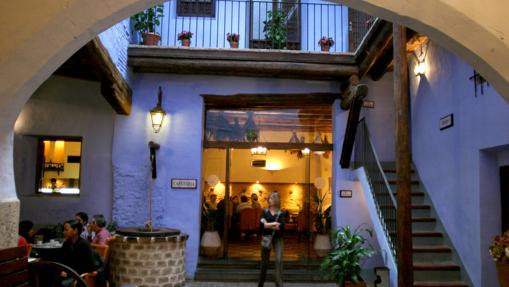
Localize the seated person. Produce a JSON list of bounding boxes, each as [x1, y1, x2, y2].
[[88, 215, 111, 245], [75, 211, 90, 240], [18, 220, 35, 256], [236, 195, 252, 213], [60, 219, 98, 276], [251, 193, 261, 209]]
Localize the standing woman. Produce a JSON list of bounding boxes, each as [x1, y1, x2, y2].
[[258, 192, 285, 287]]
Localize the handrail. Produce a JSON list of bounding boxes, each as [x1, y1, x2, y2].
[[354, 118, 397, 257]]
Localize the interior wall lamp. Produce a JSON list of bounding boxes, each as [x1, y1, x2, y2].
[[301, 148, 310, 156], [150, 86, 166, 133], [413, 39, 429, 77], [251, 146, 267, 155]]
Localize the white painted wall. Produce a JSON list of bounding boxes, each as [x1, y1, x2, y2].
[[410, 41, 509, 286], [14, 75, 115, 224]]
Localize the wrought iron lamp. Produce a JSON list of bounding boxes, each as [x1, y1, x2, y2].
[[150, 86, 166, 133]]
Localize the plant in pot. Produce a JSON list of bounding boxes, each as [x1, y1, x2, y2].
[[321, 225, 375, 287], [312, 179, 331, 257], [178, 31, 193, 47], [227, 33, 240, 48], [131, 4, 164, 46], [489, 229, 509, 287], [200, 202, 221, 257], [318, 36, 335, 52], [263, 10, 288, 49]]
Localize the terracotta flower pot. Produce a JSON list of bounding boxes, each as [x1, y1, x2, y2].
[[229, 41, 239, 48], [142, 32, 161, 46], [496, 261, 509, 287], [344, 281, 367, 287], [181, 39, 191, 47], [321, 44, 331, 52]]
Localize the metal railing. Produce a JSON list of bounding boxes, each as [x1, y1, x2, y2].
[[353, 118, 397, 257], [131, 0, 375, 53]]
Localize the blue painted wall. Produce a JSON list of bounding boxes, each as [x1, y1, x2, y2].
[[112, 73, 340, 277], [410, 41, 509, 286]]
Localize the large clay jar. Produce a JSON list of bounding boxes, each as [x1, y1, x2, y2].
[[313, 233, 332, 258], [142, 32, 161, 46], [200, 230, 221, 257]]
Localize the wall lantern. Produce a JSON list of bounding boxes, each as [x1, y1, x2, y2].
[[414, 60, 426, 77], [301, 147, 310, 156], [251, 146, 267, 156], [150, 86, 166, 133], [413, 39, 429, 77]]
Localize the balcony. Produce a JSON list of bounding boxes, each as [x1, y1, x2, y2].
[[130, 0, 375, 53]]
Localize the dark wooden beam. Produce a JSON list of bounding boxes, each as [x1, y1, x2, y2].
[[355, 20, 394, 78], [393, 24, 413, 287], [368, 45, 394, 81], [339, 84, 367, 168], [202, 93, 340, 109], [340, 74, 362, 110]]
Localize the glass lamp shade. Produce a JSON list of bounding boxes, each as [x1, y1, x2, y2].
[[414, 60, 426, 76], [251, 146, 267, 155], [150, 107, 166, 133]]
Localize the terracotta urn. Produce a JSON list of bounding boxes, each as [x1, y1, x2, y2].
[[182, 39, 191, 47], [321, 44, 331, 52], [497, 261, 509, 287], [314, 233, 332, 257], [200, 230, 221, 257], [142, 32, 161, 46], [229, 41, 239, 48]]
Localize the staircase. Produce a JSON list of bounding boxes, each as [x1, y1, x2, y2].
[[382, 168, 471, 287]]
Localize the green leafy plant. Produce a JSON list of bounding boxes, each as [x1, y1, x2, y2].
[[313, 189, 331, 234], [131, 4, 164, 34], [489, 229, 509, 262], [263, 10, 288, 49], [320, 225, 375, 285], [107, 221, 118, 234]]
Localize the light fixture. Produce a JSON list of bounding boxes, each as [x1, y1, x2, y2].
[[414, 60, 426, 77], [413, 39, 429, 77], [150, 86, 166, 133], [251, 146, 267, 155], [302, 148, 310, 155]]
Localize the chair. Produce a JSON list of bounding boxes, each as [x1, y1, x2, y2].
[[239, 208, 256, 239], [0, 246, 29, 287], [80, 271, 98, 287], [90, 244, 110, 265]]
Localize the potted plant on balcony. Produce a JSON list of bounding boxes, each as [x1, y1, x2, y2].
[[318, 36, 335, 52], [131, 4, 164, 46], [263, 10, 288, 49], [312, 181, 331, 257], [321, 225, 374, 287], [489, 229, 509, 287], [227, 33, 240, 48], [178, 31, 193, 47]]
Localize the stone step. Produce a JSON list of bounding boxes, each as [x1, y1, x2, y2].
[[413, 246, 453, 262], [413, 281, 469, 287], [195, 268, 330, 282], [412, 231, 444, 246], [412, 217, 437, 231], [413, 263, 462, 282]]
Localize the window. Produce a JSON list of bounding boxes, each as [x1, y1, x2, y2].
[[177, 0, 216, 17], [36, 137, 82, 195]]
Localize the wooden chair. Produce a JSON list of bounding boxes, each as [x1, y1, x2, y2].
[[90, 244, 110, 265], [239, 208, 256, 239], [0, 246, 29, 287], [80, 271, 98, 287]]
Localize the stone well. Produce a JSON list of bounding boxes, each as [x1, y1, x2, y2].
[[109, 228, 188, 287]]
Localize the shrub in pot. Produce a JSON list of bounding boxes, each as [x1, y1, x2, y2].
[[489, 229, 509, 287], [321, 225, 374, 287], [131, 4, 164, 46], [313, 187, 331, 257], [200, 204, 221, 257]]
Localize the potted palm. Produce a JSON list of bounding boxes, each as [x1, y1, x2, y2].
[[200, 203, 221, 257], [227, 33, 240, 48], [263, 10, 288, 49], [321, 225, 374, 287], [178, 31, 193, 47], [131, 4, 164, 46], [318, 36, 335, 52], [489, 229, 509, 287], [313, 184, 331, 257]]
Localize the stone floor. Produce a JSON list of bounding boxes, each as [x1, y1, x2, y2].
[[185, 282, 337, 287]]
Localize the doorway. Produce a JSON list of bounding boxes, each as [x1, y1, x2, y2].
[[500, 166, 509, 232]]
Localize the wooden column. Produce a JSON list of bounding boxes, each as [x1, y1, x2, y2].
[[393, 24, 413, 286]]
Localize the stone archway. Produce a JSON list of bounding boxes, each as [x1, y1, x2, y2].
[[0, 0, 508, 248]]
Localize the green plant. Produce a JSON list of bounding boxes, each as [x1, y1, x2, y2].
[[312, 189, 331, 234], [178, 31, 193, 41], [131, 4, 164, 34], [489, 229, 509, 262], [226, 33, 240, 43], [263, 10, 288, 49], [320, 225, 375, 285], [107, 221, 118, 233], [245, 129, 258, 142]]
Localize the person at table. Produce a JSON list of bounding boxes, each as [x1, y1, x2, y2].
[[18, 220, 35, 256], [60, 219, 97, 276], [75, 211, 90, 240], [237, 195, 252, 213], [88, 214, 111, 245], [251, 193, 262, 209]]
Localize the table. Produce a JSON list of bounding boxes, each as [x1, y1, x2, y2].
[[32, 242, 62, 262]]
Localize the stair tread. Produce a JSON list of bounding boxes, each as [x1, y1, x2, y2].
[[413, 246, 452, 252], [388, 180, 420, 184], [413, 217, 436, 222], [389, 231, 443, 237], [382, 169, 415, 174], [380, 204, 430, 209], [413, 281, 469, 287], [413, 262, 461, 270]]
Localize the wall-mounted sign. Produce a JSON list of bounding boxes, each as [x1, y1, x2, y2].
[[171, 178, 197, 189], [362, 100, 375, 109], [439, 114, 454, 130], [340, 190, 353, 198]]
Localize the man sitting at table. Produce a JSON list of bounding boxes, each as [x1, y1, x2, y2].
[[236, 195, 252, 213], [61, 219, 98, 277], [88, 214, 111, 245]]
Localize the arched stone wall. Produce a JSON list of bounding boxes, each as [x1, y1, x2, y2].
[[0, 0, 508, 248]]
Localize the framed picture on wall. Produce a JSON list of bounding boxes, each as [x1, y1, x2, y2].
[[439, 114, 454, 130]]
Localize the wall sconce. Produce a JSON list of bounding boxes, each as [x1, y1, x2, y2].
[[251, 146, 267, 155], [150, 86, 166, 133], [413, 39, 429, 77], [302, 148, 310, 156]]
